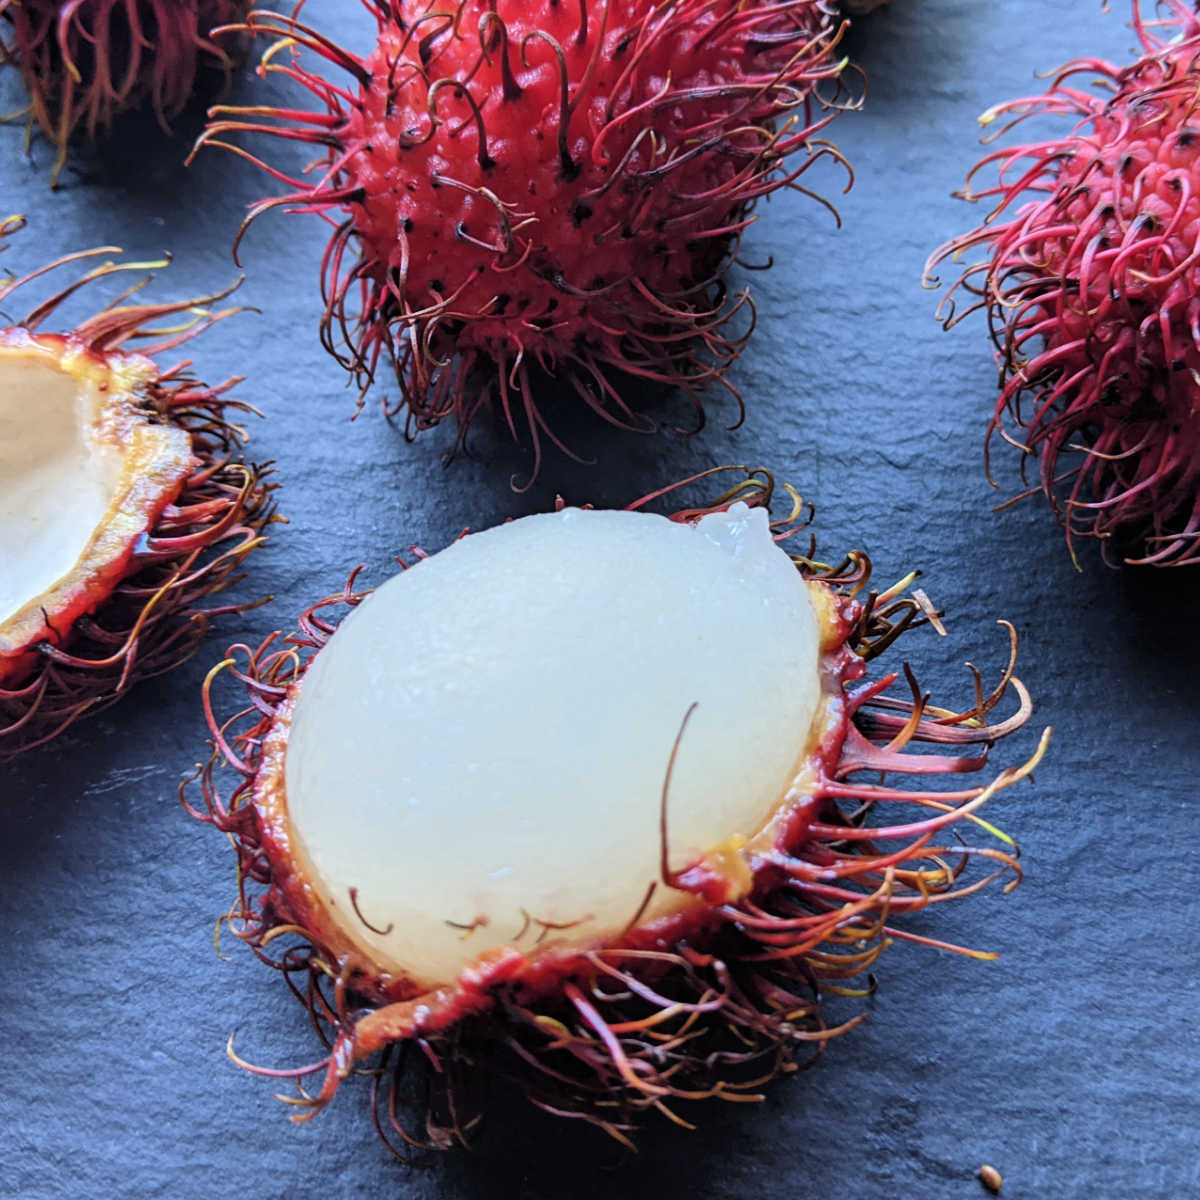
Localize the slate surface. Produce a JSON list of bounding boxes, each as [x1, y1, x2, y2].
[[1, 2, 1196, 1198]]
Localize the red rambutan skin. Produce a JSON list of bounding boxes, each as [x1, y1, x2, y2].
[[926, 0, 1200, 567], [0, 234, 277, 760], [187, 469, 1042, 1150], [0, 0, 252, 185], [196, 1, 855, 482]]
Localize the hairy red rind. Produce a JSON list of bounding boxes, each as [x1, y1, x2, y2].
[[0, 234, 277, 761], [194, 1, 857, 485], [926, 0, 1200, 567], [187, 466, 1044, 1154], [0, 0, 252, 186]]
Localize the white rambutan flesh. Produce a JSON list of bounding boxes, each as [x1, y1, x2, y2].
[[282, 503, 823, 986]]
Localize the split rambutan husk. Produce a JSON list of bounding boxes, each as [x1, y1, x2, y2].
[[0, 0, 252, 186], [0, 233, 277, 761], [192, 2, 858, 484], [925, 0, 1200, 567], [186, 466, 1045, 1155]]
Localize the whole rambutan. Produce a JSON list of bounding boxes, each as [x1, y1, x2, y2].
[[187, 467, 1043, 1152], [926, 0, 1200, 567], [0, 0, 252, 185], [195, 2, 855, 482], [0, 226, 276, 760]]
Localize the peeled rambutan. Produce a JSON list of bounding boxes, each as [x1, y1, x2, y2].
[[194, 2, 855, 481], [926, 1, 1200, 567], [0, 226, 276, 761], [0, 0, 252, 185], [187, 467, 1044, 1153]]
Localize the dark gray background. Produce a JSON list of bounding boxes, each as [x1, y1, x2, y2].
[[1, 2, 1196, 1197]]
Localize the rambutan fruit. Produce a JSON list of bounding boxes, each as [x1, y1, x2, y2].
[[926, 1, 1200, 567], [193, 2, 855, 482], [0, 228, 276, 761], [0, 0, 252, 186], [187, 467, 1045, 1152]]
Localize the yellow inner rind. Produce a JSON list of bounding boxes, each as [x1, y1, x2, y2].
[[0, 338, 194, 678]]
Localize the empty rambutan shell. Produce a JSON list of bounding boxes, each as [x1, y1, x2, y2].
[[188, 467, 1045, 1152], [926, 0, 1200, 567], [0, 227, 276, 760], [0, 0, 253, 185], [193, 2, 856, 482]]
